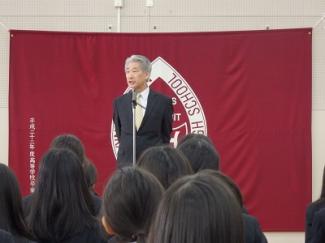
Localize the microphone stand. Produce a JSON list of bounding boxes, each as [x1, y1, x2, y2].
[[131, 91, 146, 166], [132, 91, 137, 166]]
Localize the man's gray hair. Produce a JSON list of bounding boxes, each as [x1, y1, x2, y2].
[[125, 54, 152, 74]]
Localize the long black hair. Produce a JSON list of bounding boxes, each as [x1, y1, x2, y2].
[[0, 163, 32, 239], [149, 170, 244, 243], [27, 148, 96, 242], [204, 170, 244, 208]]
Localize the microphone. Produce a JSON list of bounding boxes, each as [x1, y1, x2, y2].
[[132, 90, 137, 108]]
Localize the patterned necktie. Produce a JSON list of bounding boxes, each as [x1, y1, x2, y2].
[[135, 93, 143, 130]]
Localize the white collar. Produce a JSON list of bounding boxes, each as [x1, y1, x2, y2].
[[137, 86, 149, 100]]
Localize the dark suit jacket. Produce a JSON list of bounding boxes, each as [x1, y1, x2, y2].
[[310, 207, 325, 243], [113, 89, 173, 167], [305, 200, 325, 243]]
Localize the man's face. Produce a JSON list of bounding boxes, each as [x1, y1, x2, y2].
[[125, 61, 149, 92]]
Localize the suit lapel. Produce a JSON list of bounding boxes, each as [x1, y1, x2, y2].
[[138, 90, 157, 131]]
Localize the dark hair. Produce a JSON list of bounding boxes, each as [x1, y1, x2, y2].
[[102, 166, 164, 243], [178, 133, 214, 145], [137, 145, 193, 189], [27, 148, 96, 242], [0, 164, 31, 239], [149, 170, 244, 243], [203, 170, 244, 208], [177, 134, 220, 172], [50, 134, 86, 165], [84, 159, 98, 189]]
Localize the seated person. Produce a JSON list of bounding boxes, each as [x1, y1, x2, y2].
[[101, 167, 164, 243], [149, 170, 244, 243], [27, 148, 105, 243]]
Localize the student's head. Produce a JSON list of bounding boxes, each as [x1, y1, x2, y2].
[[137, 145, 193, 189], [0, 164, 30, 238], [203, 170, 244, 208], [125, 55, 151, 93], [177, 134, 220, 172], [28, 148, 95, 242], [102, 166, 164, 243], [149, 170, 244, 243], [50, 134, 86, 166], [178, 133, 214, 145]]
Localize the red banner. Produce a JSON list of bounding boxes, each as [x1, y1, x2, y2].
[[9, 29, 312, 231]]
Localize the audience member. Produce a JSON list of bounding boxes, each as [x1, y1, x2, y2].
[[177, 133, 220, 172], [51, 134, 101, 213], [204, 170, 268, 243], [27, 149, 105, 243], [101, 167, 164, 243], [137, 145, 193, 189], [0, 163, 36, 243], [149, 170, 244, 243], [24, 134, 101, 217]]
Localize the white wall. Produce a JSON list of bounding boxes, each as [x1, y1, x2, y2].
[[1, 1, 325, 242]]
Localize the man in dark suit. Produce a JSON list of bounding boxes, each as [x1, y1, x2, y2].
[[113, 55, 173, 167]]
